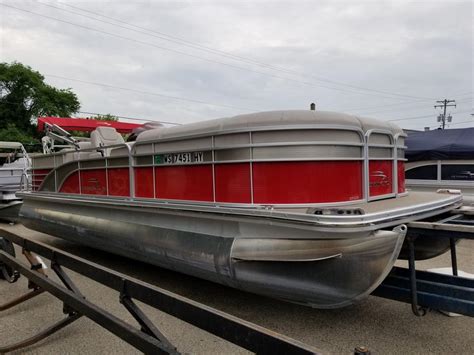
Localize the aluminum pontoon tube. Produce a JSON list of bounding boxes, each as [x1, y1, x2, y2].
[[19, 195, 407, 309]]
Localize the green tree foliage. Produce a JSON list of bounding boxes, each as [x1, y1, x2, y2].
[[0, 123, 36, 144], [0, 62, 80, 141], [71, 113, 119, 137], [92, 113, 118, 121]]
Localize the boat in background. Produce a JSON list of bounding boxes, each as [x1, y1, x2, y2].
[[18, 110, 462, 308], [0, 142, 30, 222], [405, 128, 474, 205]]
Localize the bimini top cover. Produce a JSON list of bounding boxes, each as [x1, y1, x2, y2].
[[37, 117, 143, 134], [136, 110, 404, 141], [406, 127, 474, 161]]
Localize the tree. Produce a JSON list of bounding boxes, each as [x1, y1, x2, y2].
[[0, 123, 36, 144], [70, 113, 119, 137], [92, 113, 118, 122], [0, 62, 80, 136]]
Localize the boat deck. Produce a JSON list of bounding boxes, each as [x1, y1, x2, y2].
[[275, 191, 461, 217]]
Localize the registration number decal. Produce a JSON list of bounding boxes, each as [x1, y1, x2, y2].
[[155, 151, 204, 165]]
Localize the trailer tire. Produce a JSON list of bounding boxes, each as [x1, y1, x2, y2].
[[0, 237, 20, 283]]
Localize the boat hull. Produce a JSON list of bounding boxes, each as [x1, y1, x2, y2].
[[19, 194, 407, 308]]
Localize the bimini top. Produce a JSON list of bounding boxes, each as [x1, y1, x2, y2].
[[37, 117, 142, 134], [136, 110, 404, 142], [406, 127, 474, 161]]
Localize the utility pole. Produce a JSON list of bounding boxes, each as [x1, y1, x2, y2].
[[434, 99, 456, 129]]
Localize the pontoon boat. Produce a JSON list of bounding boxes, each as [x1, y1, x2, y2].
[[0, 142, 30, 221], [18, 111, 462, 308]]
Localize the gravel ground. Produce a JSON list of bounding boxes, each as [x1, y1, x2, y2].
[[0, 223, 473, 354]]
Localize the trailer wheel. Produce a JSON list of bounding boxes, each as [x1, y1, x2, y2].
[[0, 237, 20, 283]]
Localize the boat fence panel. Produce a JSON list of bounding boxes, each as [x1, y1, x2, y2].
[[28, 115, 409, 208]]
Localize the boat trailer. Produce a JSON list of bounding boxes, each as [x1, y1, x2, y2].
[[0, 229, 327, 355], [0, 207, 473, 353], [373, 206, 474, 317]]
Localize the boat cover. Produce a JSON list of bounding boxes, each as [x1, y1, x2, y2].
[[406, 128, 474, 161], [37, 117, 143, 134]]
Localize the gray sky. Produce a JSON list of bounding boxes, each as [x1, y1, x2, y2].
[[1, 0, 472, 129]]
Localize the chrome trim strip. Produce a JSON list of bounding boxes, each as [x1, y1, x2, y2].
[[249, 132, 254, 204], [211, 136, 216, 202]]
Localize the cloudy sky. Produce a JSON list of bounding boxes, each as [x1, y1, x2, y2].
[[1, 0, 472, 129]]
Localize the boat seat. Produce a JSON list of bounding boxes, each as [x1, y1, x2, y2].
[[90, 127, 125, 157]]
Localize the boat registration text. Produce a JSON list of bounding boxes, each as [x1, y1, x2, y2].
[[155, 151, 204, 165]]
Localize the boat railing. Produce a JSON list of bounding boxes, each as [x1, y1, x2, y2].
[[29, 125, 408, 206], [18, 169, 31, 192], [29, 142, 135, 197]]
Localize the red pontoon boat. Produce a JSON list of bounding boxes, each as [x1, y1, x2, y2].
[[19, 110, 462, 308]]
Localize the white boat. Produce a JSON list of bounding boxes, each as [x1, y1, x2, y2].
[[0, 142, 30, 221]]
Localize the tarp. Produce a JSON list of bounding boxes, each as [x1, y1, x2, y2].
[[37, 117, 142, 134], [405, 127, 474, 161]]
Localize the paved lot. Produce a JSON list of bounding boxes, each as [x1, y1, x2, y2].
[[1, 223, 473, 354]]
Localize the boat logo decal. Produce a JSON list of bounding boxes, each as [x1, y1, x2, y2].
[[369, 170, 390, 187]]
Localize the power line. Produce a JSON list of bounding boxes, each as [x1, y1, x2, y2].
[[4, 2, 431, 100], [77, 111, 181, 125], [48, 1, 434, 101], [388, 113, 436, 122], [0, 98, 180, 125], [450, 119, 474, 126], [412, 119, 474, 131], [388, 109, 472, 122], [345, 94, 471, 114], [355, 101, 435, 116], [44, 73, 260, 112], [341, 98, 431, 113]]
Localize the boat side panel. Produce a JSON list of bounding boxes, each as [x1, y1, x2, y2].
[[398, 161, 405, 193], [215, 163, 251, 203], [252, 161, 363, 204], [31, 169, 52, 191], [108, 168, 130, 196], [155, 165, 214, 201], [31, 115, 407, 205], [59, 171, 80, 193], [80, 169, 107, 195], [134, 167, 154, 198], [369, 160, 393, 197]]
